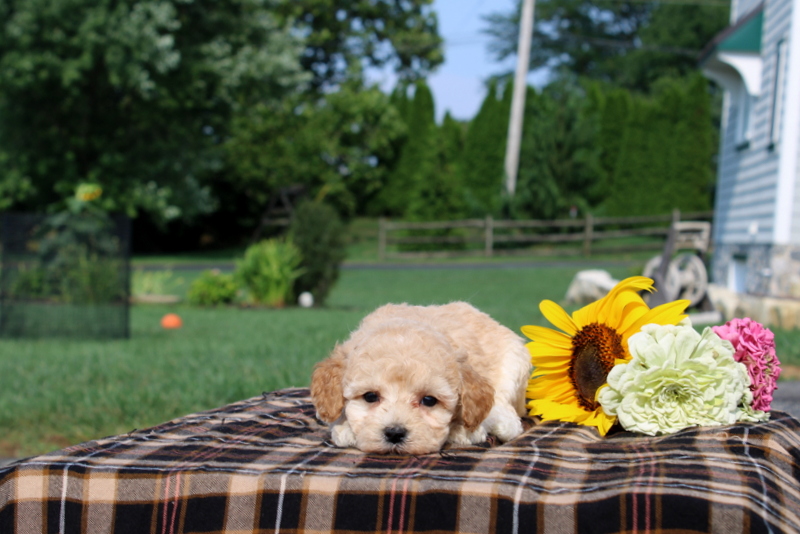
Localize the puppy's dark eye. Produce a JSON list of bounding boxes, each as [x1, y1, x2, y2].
[[363, 392, 379, 403], [421, 396, 438, 407]]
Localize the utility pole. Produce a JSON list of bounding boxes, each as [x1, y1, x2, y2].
[[504, 0, 536, 197]]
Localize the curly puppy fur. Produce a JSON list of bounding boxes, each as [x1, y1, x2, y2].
[[311, 302, 531, 454]]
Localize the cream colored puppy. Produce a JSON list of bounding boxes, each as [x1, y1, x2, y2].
[[311, 302, 531, 454]]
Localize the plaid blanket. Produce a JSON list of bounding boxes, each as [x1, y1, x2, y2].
[[2, 388, 800, 534]]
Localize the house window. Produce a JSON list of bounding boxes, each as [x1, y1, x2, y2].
[[769, 38, 787, 150]]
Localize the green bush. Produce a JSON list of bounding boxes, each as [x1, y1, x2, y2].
[[187, 270, 238, 306], [289, 201, 346, 305], [8, 210, 127, 304], [57, 248, 125, 304], [9, 263, 53, 299], [235, 238, 304, 307]]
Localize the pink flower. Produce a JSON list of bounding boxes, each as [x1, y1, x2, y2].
[[713, 318, 782, 412]]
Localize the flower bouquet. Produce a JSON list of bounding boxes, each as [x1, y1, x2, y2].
[[523, 276, 782, 436]]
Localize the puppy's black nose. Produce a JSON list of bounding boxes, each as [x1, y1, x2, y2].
[[384, 426, 407, 444]]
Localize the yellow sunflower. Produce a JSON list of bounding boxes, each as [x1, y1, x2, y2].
[[522, 276, 689, 435]]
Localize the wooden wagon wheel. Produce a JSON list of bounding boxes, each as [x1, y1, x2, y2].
[[643, 253, 708, 308], [643, 255, 681, 302], [672, 252, 708, 308]]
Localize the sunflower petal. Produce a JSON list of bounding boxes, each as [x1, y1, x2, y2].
[[617, 305, 648, 335], [530, 358, 571, 370], [605, 291, 646, 330], [528, 382, 573, 397], [526, 342, 572, 359], [549, 390, 579, 403], [572, 300, 600, 327], [539, 300, 578, 335], [528, 399, 582, 420], [596, 277, 655, 323], [587, 410, 615, 436], [533, 367, 568, 384], [527, 375, 575, 398], [614, 276, 656, 293], [621, 299, 690, 341], [521, 325, 573, 348], [528, 378, 574, 397], [529, 371, 570, 384], [538, 401, 599, 424]]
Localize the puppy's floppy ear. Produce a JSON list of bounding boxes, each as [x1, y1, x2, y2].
[[310, 344, 347, 423], [459, 362, 495, 431]]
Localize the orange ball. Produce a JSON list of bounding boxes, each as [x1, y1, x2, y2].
[[160, 313, 183, 329]]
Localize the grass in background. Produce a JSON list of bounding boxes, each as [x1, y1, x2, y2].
[[2, 263, 799, 458], [0, 265, 593, 458], [0, 304, 362, 457]]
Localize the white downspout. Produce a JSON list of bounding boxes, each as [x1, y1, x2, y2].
[[774, 1, 800, 245]]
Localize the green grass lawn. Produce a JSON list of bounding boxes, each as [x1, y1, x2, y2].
[[2, 264, 799, 458]]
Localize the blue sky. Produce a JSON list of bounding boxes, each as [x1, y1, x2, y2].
[[429, 0, 517, 121], [369, 0, 549, 122]]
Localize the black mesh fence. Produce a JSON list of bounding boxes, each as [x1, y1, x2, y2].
[[0, 212, 131, 339]]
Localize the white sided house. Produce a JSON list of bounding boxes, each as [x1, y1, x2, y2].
[[700, 0, 800, 298]]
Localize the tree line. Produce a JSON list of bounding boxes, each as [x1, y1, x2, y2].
[[370, 72, 715, 224], [0, 0, 728, 251]]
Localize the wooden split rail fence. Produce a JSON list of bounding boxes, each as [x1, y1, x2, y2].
[[378, 210, 714, 260]]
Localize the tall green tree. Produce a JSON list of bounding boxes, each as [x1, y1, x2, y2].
[[484, 0, 650, 83], [460, 81, 511, 216], [275, 0, 443, 90], [376, 80, 438, 217], [673, 75, 715, 211], [511, 81, 603, 219], [620, 4, 729, 90], [484, 0, 728, 92], [221, 1, 445, 229], [225, 81, 406, 219], [405, 110, 466, 221], [595, 86, 631, 203], [604, 97, 652, 216], [604, 75, 715, 216], [0, 0, 307, 220]]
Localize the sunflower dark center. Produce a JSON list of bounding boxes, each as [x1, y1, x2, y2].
[[570, 323, 625, 411]]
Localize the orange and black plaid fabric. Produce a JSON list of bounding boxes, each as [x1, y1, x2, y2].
[[2, 388, 800, 533]]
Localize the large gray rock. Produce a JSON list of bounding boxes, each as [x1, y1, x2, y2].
[[565, 270, 618, 305]]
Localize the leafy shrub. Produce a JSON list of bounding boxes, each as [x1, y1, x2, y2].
[[187, 270, 238, 306], [289, 200, 346, 305], [8, 209, 127, 304], [235, 238, 304, 307], [56, 247, 125, 304], [10, 248, 125, 304], [9, 263, 54, 299]]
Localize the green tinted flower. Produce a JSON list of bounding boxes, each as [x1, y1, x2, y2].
[[597, 320, 767, 436]]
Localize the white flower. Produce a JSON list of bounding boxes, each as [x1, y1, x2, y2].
[[597, 319, 767, 436]]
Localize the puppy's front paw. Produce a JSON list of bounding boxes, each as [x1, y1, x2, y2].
[[447, 424, 488, 446], [491, 417, 524, 442], [330, 421, 357, 448], [485, 404, 525, 442]]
